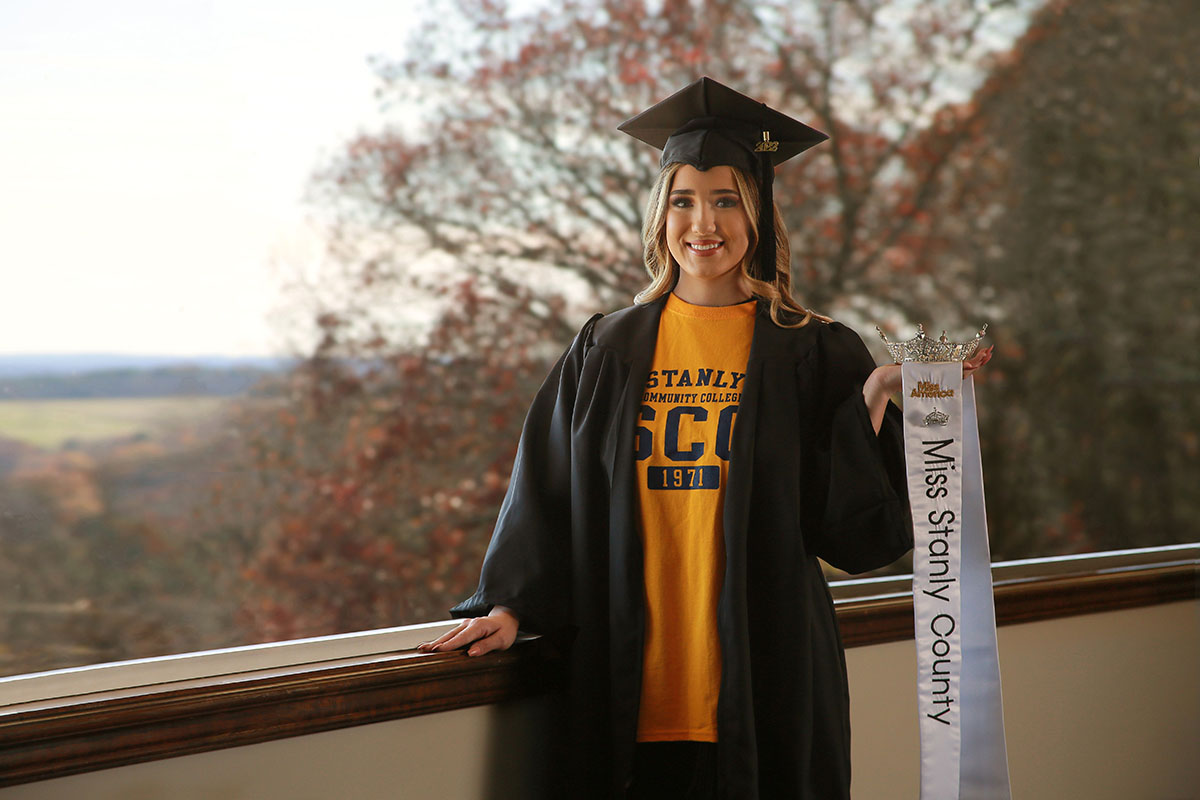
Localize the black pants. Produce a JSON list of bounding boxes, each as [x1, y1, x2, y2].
[[627, 741, 718, 800]]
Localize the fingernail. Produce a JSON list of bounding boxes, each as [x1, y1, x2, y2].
[[468, 648, 480, 656]]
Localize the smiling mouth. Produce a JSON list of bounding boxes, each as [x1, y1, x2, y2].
[[686, 241, 724, 254]]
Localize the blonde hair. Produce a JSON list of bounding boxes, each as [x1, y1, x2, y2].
[[634, 162, 830, 328]]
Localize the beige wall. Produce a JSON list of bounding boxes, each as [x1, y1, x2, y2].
[[1, 700, 552, 800], [5, 601, 1196, 799], [848, 600, 1199, 800]]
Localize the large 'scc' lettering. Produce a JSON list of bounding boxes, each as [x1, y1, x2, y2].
[[714, 404, 737, 460], [634, 405, 656, 460], [666, 406, 707, 461], [636, 404, 738, 462]]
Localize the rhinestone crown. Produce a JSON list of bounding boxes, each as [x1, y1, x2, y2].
[[876, 323, 988, 363]]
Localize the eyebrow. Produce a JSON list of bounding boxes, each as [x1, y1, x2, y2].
[[669, 188, 739, 196]]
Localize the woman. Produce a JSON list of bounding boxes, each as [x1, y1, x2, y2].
[[418, 78, 993, 799]]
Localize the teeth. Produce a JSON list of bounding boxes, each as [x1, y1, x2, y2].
[[690, 242, 721, 251]]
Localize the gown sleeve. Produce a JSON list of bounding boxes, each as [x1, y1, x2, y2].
[[806, 321, 913, 574], [449, 313, 602, 634]]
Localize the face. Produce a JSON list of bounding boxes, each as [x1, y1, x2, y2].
[[665, 164, 752, 303]]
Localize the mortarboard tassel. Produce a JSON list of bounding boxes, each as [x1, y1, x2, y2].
[[756, 146, 776, 282]]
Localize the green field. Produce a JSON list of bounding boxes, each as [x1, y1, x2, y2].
[[0, 396, 232, 449]]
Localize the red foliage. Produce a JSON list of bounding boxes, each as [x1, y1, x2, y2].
[[221, 0, 1039, 640]]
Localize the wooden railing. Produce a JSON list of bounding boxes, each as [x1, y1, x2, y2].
[[0, 545, 1194, 788], [835, 544, 1198, 646]]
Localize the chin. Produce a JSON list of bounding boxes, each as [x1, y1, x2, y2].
[[679, 262, 743, 283]]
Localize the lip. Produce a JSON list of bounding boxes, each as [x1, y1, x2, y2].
[[685, 240, 725, 256]]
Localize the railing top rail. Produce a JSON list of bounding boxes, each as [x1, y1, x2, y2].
[[0, 546, 1195, 788], [830, 542, 1198, 600], [3, 543, 1196, 708]]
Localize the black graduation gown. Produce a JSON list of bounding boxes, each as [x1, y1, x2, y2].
[[451, 295, 913, 799]]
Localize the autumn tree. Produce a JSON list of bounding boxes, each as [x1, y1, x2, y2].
[[219, 296, 553, 641], [226, 0, 1043, 639], [314, 0, 1037, 332], [0, 431, 243, 676]]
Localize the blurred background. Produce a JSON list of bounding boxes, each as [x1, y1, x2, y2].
[[1, 0, 1196, 678]]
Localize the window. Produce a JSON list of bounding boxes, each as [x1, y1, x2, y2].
[[2, 0, 1194, 683]]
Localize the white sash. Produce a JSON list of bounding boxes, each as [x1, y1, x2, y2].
[[902, 363, 1011, 799]]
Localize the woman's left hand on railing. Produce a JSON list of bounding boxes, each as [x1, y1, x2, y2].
[[416, 606, 520, 657]]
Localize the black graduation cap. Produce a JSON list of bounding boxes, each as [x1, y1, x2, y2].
[[618, 77, 828, 281]]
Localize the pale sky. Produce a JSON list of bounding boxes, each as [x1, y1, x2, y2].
[[0, 0, 419, 356], [0, 1, 1031, 358]]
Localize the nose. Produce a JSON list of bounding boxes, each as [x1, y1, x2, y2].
[[691, 204, 716, 235]]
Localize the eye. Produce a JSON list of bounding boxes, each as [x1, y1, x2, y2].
[[715, 196, 740, 209], [670, 197, 693, 208]]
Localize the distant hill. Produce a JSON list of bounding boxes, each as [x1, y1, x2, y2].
[[0, 357, 293, 400], [0, 354, 289, 378]]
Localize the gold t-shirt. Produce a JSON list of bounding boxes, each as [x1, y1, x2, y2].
[[635, 292, 755, 742]]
